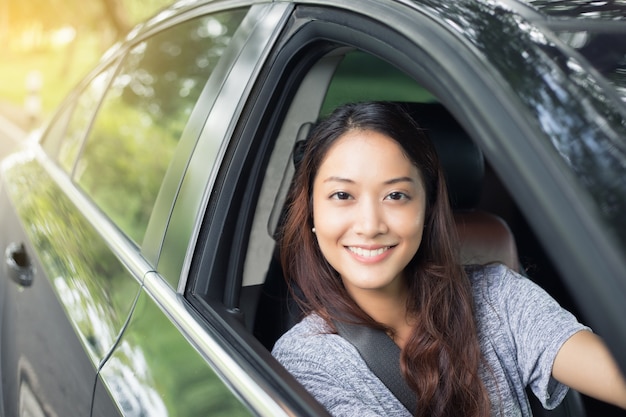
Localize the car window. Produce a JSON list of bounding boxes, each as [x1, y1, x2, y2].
[[41, 69, 113, 171], [241, 49, 438, 347], [321, 50, 436, 114], [73, 9, 248, 244], [40, 101, 74, 163]]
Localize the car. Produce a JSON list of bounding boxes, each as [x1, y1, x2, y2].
[[1, 0, 626, 416]]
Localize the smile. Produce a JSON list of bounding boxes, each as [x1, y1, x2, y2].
[[347, 246, 392, 258]]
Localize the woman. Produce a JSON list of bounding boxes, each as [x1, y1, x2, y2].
[[272, 101, 626, 416]]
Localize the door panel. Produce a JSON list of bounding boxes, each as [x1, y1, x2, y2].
[[0, 154, 142, 416], [93, 283, 253, 417]]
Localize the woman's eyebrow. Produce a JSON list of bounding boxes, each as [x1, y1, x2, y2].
[[323, 176, 415, 185], [323, 176, 354, 184], [384, 176, 415, 185]]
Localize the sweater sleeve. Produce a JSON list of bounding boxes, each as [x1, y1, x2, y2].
[[488, 265, 590, 409], [272, 315, 411, 417]]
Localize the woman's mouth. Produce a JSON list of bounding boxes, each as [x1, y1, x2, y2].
[[347, 246, 393, 258]]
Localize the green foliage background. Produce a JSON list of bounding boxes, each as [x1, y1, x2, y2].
[[1, 0, 174, 118]]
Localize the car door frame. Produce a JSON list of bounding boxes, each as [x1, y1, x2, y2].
[[179, 1, 626, 411]]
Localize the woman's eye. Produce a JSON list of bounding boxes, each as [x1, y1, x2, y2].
[[330, 191, 352, 200], [386, 192, 409, 201]]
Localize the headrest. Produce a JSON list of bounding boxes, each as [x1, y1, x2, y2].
[[398, 102, 484, 211]]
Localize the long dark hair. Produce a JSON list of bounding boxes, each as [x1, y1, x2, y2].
[[278, 102, 490, 417]]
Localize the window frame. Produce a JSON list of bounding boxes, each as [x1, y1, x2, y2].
[[70, 6, 251, 250], [154, 2, 295, 287], [184, 3, 626, 409]]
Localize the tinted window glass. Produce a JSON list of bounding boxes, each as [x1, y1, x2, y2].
[[74, 9, 248, 243], [40, 101, 74, 162], [322, 51, 435, 114], [46, 70, 113, 173]]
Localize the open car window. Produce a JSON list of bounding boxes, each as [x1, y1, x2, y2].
[[185, 5, 626, 415]]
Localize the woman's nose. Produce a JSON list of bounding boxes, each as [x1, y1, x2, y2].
[[353, 199, 388, 236]]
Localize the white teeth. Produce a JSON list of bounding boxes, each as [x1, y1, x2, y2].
[[348, 247, 389, 258]]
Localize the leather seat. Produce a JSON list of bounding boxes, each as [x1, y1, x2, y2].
[[455, 210, 520, 271], [401, 102, 520, 272]]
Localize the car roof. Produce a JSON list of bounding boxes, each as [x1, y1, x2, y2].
[[520, 0, 626, 20], [128, 0, 626, 39]]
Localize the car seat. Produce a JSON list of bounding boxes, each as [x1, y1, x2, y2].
[[400, 103, 520, 272], [254, 102, 585, 417]]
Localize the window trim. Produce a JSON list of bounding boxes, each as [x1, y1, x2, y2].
[[156, 2, 295, 288], [139, 4, 259, 267]]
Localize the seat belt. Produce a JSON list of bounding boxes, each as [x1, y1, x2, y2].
[[334, 321, 418, 414]]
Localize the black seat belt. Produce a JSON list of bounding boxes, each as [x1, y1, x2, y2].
[[334, 321, 418, 414]]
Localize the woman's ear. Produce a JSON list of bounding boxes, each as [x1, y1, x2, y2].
[[293, 140, 307, 168]]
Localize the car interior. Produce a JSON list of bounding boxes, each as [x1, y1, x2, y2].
[[207, 48, 618, 415]]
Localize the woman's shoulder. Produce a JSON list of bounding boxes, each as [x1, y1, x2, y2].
[[465, 261, 510, 278], [466, 263, 516, 295], [274, 314, 331, 342], [466, 263, 586, 333], [272, 314, 357, 361], [272, 315, 411, 416], [465, 263, 542, 319], [272, 314, 379, 392]]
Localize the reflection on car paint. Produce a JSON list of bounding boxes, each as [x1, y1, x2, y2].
[[3, 154, 140, 363], [527, 0, 626, 20], [422, 0, 626, 247], [101, 341, 168, 416], [97, 291, 253, 417]]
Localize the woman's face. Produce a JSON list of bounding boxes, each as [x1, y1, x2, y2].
[[312, 129, 426, 302]]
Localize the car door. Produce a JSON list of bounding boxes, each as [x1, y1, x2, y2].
[[77, 1, 626, 417], [0, 60, 138, 417], [90, 3, 306, 416], [172, 1, 626, 416]]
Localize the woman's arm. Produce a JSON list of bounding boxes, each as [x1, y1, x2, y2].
[[553, 330, 626, 409]]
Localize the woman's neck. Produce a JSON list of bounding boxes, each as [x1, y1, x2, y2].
[[348, 286, 414, 349]]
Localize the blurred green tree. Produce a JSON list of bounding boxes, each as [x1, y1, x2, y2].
[[0, 0, 174, 113], [4, 0, 173, 42]]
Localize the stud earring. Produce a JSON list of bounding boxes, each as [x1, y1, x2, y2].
[[312, 227, 316, 233]]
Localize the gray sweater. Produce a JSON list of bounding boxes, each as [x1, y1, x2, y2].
[[272, 264, 589, 416]]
